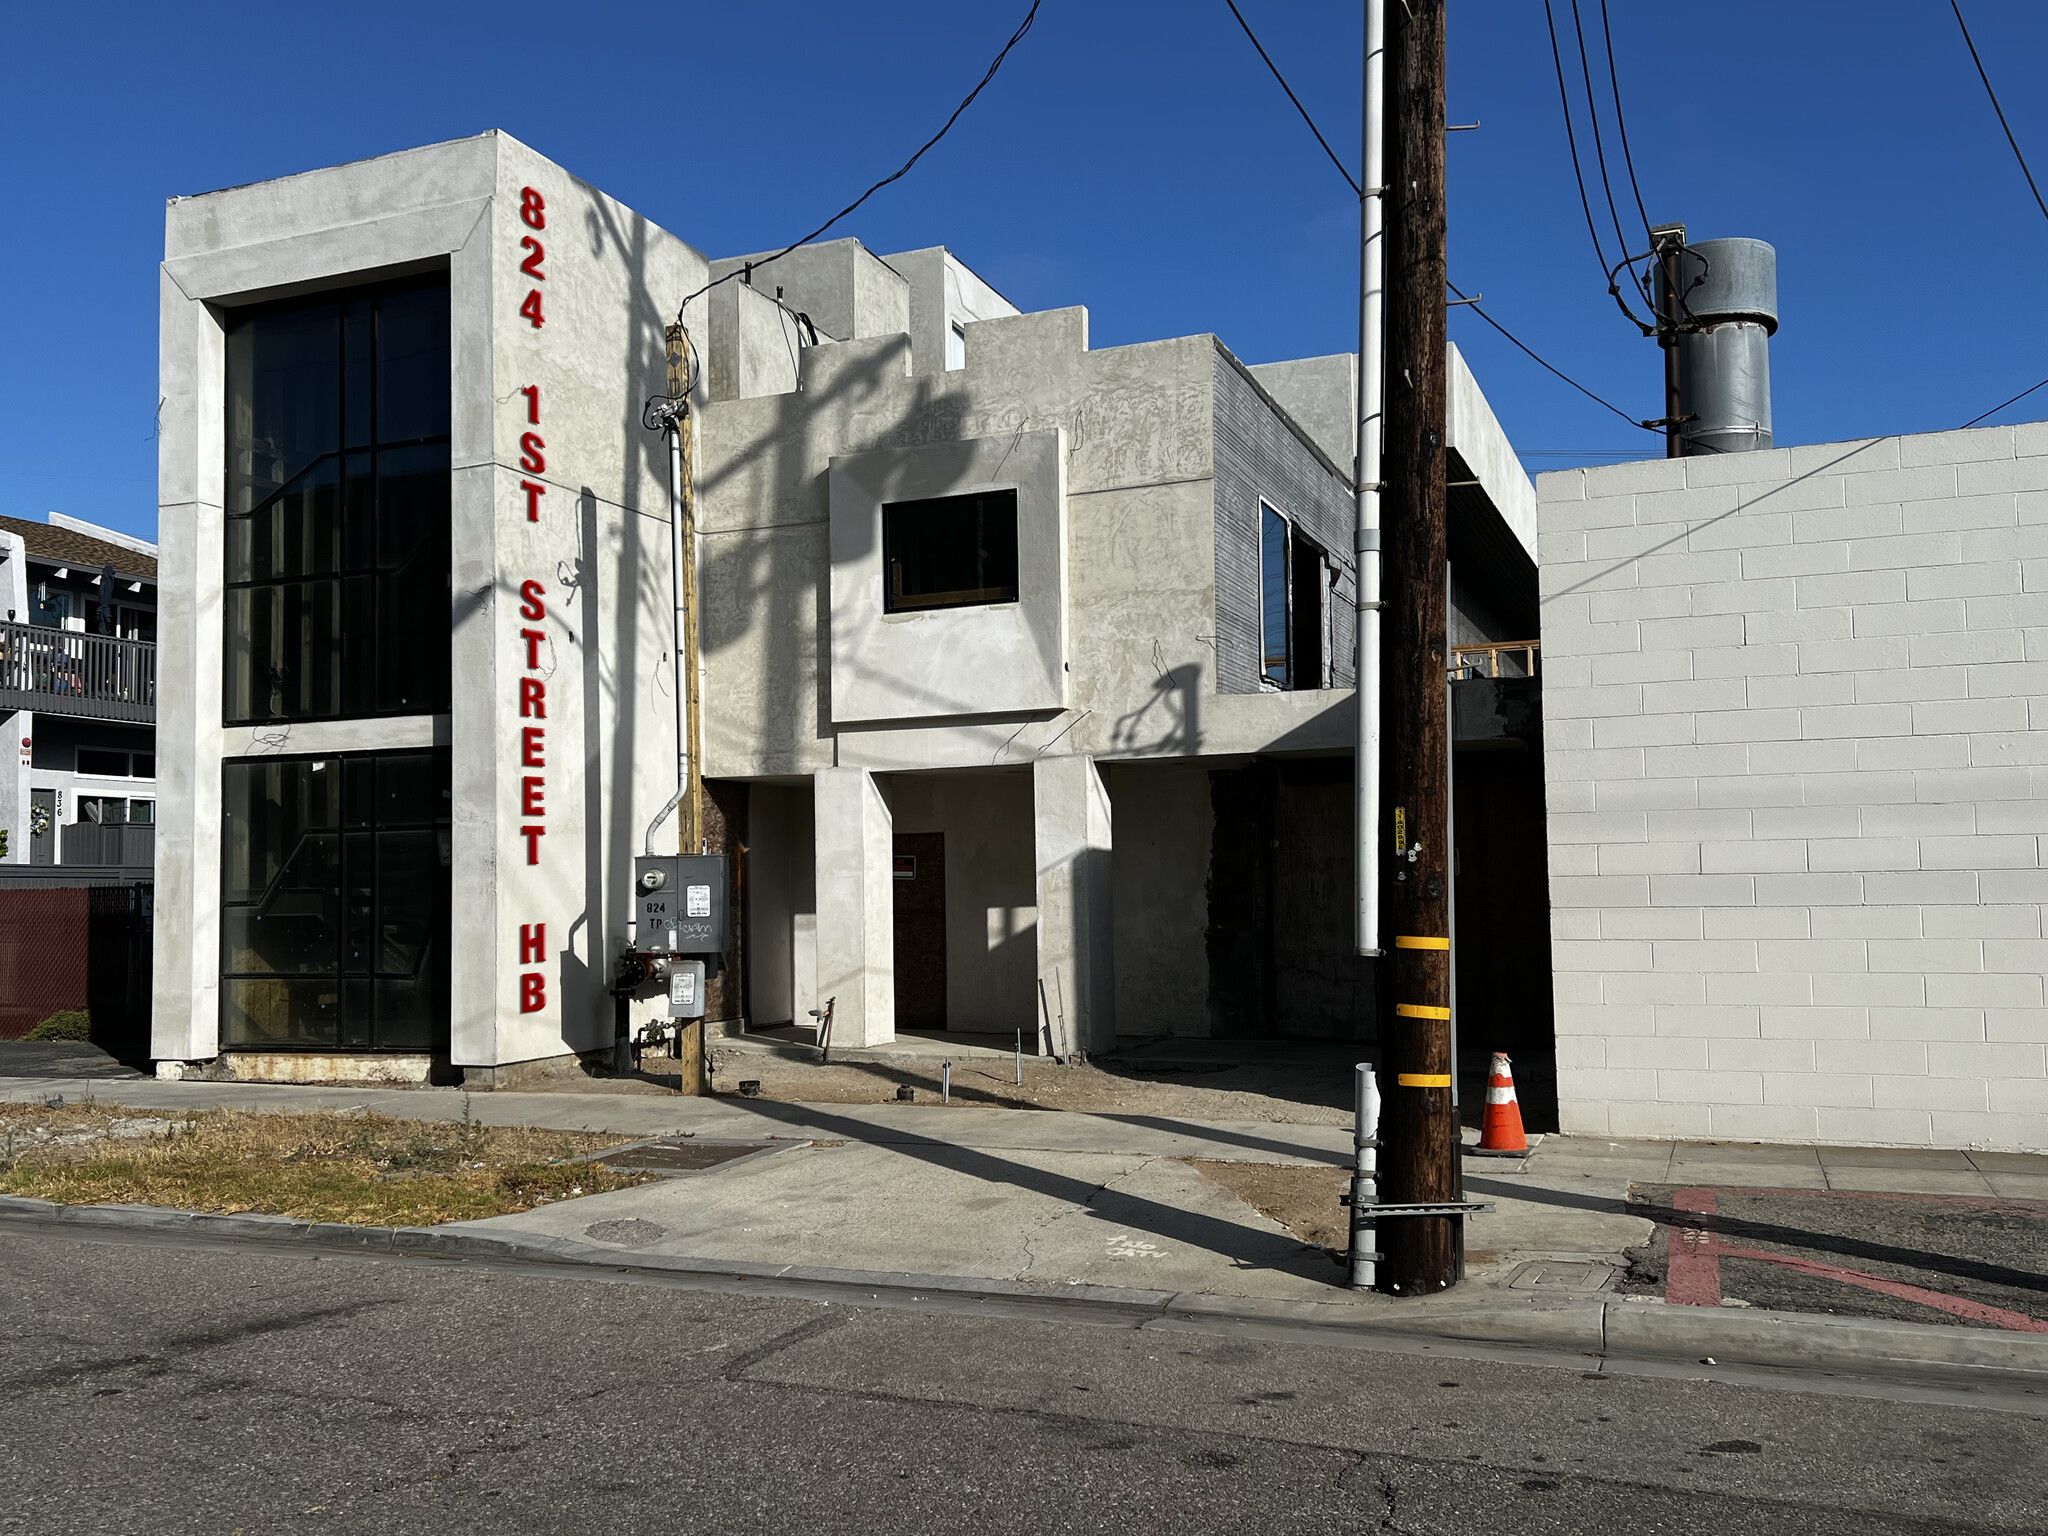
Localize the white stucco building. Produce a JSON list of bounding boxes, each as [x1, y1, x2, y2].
[[147, 132, 1540, 1088], [143, 131, 2043, 1155]]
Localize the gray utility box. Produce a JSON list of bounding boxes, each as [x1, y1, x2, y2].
[[668, 959, 707, 1020], [634, 854, 729, 956]]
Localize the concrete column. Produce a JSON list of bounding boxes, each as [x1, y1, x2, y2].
[[813, 766, 894, 1047], [0, 710, 27, 864], [1034, 755, 1114, 1056]]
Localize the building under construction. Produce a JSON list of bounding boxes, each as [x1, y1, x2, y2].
[[147, 132, 2044, 1157], [148, 133, 1543, 1094]]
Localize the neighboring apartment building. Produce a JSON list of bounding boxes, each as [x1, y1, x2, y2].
[[1537, 426, 2047, 1153], [0, 514, 159, 869], [147, 133, 1540, 1088]]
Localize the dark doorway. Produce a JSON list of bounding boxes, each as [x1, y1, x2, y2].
[[892, 831, 946, 1030], [1206, 758, 1374, 1040], [30, 788, 54, 865], [1290, 539, 1326, 688], [1453, 741, 1557, 1132]]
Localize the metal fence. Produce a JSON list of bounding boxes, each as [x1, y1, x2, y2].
[[61, 822, 156, 868], [0, 621, 157, 722], [0, 879, 153, 1044]]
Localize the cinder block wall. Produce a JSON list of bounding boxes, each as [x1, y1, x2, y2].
[[1536, 423, 2046, 1152]]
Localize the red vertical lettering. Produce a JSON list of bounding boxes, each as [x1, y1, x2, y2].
[[519, 580, 547, 621], [521, 826, 546, 864], [521, 777, 545, 817], [520, 186, 546, 229], [519, 972, 546, 1012], [519, 433, 546, 473], [519, 677, 547, 718], [519, 628, 546, 668], [519, 480, 546, 522], [519, 290, 545, 329], [521, 726, 546, 768], [518, 384, 541, 424], [520, 923, 547, 965]]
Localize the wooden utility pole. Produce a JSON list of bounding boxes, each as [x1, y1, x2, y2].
[[665, 322, 707, 1096], [1651, 223, 1688, 459], [1377, 0, 1459, 1296]]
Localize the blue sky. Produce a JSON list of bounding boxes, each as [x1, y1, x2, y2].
[[4, 1, 2044, 543]]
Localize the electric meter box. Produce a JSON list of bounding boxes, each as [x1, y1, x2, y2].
[[634, 853, 728, 956], [668, 959, 707, 1019]]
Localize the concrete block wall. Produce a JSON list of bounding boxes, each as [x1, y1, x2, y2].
[[1536, 423, 2048, 1152]]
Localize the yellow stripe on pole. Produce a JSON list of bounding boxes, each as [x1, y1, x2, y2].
[[1397, 1073, 1453, 1088], [1395, 1003, 1451, 1019], [1394, 935, 1449, 950]]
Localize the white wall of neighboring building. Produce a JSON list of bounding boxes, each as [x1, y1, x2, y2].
[[1537, 423, 2048, 1152]]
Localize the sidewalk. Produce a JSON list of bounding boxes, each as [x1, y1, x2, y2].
[[3, 1071, 2044, 1384]]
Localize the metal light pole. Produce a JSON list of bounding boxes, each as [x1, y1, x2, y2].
[[1354, 0, 1387, 963]]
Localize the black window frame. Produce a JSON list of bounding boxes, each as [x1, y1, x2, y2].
[[218, 747, 452, 1054], [1259, 499, 1330, 693], [221, 273, 452, 727], [881, 488, 1021, 614]]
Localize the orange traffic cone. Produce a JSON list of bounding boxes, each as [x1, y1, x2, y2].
[[1476, 1052, 1528, 1154]]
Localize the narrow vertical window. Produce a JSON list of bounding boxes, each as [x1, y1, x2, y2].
[[1260, 502, 1291, 689], [946, 322, 967, 371]]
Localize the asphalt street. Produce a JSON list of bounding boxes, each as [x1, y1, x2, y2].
[[1, 1229, 2042, 1536]]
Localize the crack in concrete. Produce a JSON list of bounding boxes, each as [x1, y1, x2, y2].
[[1011, 1160, 1137, 1281]]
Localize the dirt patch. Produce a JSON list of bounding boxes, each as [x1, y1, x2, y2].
[[1189, 1158, 1351, 1253], [1624, 1182, 2048, 1330], [709, 1052, 1353, 1125], [0, 1100, 648, 1225]]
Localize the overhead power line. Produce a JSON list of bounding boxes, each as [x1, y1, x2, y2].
[[1214, 3, 1656, 439], [1225, 0, 1362, 197], [1541, 0, 1647, 328], [673, 0, 1041, 320], [1960, 374, 2048, 429], [1597, 0, 1656, 249], [1448, 282, 1658, 433], [1950, 2, 2048, 229], [1567, 0, 1641, 303]]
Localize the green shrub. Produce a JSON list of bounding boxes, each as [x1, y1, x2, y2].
[[23, 1010, 92, 1042]]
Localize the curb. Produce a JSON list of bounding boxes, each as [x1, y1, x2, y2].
[[5, 1194, 2044, 1389]]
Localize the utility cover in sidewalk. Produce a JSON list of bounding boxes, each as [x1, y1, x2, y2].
[[1508, 1260, 1615, 1292], [600, 1140, 773, 1174]]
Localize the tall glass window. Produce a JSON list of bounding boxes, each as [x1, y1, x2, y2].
[[224, 278, 451, 723], [220, 750, 451, 1052]]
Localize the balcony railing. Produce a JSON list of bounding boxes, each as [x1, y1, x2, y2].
[[0, 622, 157, 723], [60, 821, 156, 868], [1449, 639, 1539, 682]]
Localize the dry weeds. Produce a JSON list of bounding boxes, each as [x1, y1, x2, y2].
[[0, 1099, 647, 1225]]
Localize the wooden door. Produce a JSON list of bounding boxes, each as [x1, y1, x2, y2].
[[891, 832, 946, 1031]]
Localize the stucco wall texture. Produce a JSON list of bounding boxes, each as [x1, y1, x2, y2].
[[1537, 424, 2048, 1152]]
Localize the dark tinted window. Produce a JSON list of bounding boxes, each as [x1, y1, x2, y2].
[[220, 749, 450, 1051], [1261, 503, 1290, 688], [224, 278, 450, 724], [882, 489, 1019, 613]]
